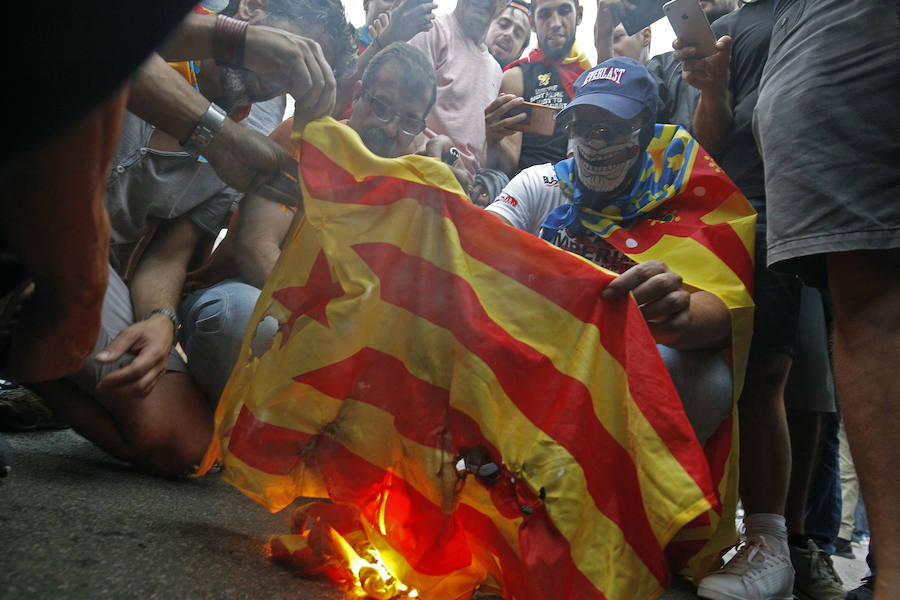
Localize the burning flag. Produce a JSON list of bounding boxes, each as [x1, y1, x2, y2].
[[199, 118, 731, 599]]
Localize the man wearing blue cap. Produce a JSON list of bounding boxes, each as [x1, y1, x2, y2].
[[487, 57, 757, 582]]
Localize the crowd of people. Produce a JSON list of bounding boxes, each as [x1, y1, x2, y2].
[[1, 0, 897, 599]]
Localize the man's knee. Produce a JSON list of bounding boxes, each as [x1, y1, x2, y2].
[[658, 345, 733, 445], [180, 281, 261, 345], [113, 373, 212, 476]]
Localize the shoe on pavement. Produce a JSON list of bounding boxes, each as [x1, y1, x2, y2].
[[0, 381, 67, 431], [845, 575, 875, 600], [697, 534, 794, 600], [0, 431, 11, 481], [831, 536, 855, 559], [790, 539, 844, 600]]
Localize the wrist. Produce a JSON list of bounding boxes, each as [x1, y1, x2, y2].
[[213, 15, 250, 66], [142, 308, 181, 345], [179, 102, 228, 157]]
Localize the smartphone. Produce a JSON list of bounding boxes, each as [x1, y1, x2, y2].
[[618, 0, 666, 36], [503, 101, 559, 137], [664, 0, 718, 58]]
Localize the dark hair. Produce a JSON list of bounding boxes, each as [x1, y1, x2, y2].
[[362, 42, 437, 114], [529, 0, 578, 13], [259, 0, 358, 81]]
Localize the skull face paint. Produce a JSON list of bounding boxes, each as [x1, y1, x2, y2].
[[568, 106, 645, 194]]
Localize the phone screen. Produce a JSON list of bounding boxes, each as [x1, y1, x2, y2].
[[503, 103, 533, 126]]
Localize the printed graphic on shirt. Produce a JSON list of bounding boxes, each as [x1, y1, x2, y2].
[[550, 227, 638, 274], [497, 192, 518, 207], [529, 71, 569, 109]]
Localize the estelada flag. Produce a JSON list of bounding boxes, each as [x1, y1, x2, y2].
[[199, 118, 723, 599], [543, 124, 758, 579]]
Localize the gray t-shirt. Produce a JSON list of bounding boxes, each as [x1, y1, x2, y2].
[[104, 95, 285, 271]]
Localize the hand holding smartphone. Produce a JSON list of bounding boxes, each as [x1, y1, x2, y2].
[[502, 102, 559, 137], [664, 0, 718, 58]]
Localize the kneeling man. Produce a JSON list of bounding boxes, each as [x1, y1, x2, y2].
[[487, 57, 755, 445]]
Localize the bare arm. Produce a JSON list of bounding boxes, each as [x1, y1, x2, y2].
[[676, 36, 733, 155], [158, 13, 335, 122], [128, 55, 299, 204], [95, 215, 203, 399], [351, 0, 437, 83], [594, 1, 620, 64], [482, 68, 526, 175], [601, 260, 731, 350], [235, 193, 295, 289]]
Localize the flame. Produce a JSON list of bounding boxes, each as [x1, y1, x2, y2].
[[328, 527, 419, 600]]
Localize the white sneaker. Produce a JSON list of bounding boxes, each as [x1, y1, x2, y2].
[[697, 534, 795, 600]]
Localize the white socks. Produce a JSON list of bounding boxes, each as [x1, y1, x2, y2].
[[743, 512, 790, 556]]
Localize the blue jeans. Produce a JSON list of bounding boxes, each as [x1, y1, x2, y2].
[[658, 345, 733, 446], [178, 280, 278, 405]]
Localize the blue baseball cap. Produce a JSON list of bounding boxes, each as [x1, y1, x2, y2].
[[556, 57, 659, 122]]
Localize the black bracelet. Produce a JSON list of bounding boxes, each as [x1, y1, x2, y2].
[[373, 35, 384, 50]]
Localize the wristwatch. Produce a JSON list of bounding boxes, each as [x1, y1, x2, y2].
[[142, 308, 181, 343], [179, 103, 227, 156]]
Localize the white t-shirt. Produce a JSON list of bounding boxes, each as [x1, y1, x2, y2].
[[410, 13, 502, 175], [485, 163, 564, 235], [486, 163, 637, 274]]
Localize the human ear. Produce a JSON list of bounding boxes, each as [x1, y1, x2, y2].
[[236, 0, 268, 22]]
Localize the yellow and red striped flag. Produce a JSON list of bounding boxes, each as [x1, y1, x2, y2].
[[200, 118, 726, 599]]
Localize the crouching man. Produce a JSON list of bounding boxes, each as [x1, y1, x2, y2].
[[486, 57, 755, 446]]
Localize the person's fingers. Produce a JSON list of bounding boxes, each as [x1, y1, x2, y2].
[[601, 260, 669, 300], [486, 95, 524, 121], [639, 288, 690, 321], [496, 112, 528, 128], [647, 308, 691, 339], [95, 329, 139, 364], [255, 169, 302, 208], [294, 42, 336, 123], [630, 271, 683, 306], [97, 346, 168, 398]]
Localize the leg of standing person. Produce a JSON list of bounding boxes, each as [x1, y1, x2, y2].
[[755, 2, 900, 596], [827, 250, 900, 595], [834, 419, 858, 558]]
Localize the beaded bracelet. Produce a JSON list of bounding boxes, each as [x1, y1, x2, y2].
[[213, 14, 250, 67]]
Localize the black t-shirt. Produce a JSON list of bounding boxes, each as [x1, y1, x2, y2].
[[711, 0, 775, 211], [517, 61, 573, 173], [645, 51, 699, 130]]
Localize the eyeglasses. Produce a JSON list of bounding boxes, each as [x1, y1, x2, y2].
[[568, 120, 643, 142], [363, 90, 427, 136]]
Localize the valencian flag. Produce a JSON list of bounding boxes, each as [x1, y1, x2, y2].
[[199, 118, 733, 599], [542, 123, 757, 581]]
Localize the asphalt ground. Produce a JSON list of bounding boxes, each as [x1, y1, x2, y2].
[[0, 429, 871, 599]]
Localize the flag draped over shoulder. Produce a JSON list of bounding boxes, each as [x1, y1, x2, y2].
[[200, 118, 722, 599], [543, 124, 756, 579]]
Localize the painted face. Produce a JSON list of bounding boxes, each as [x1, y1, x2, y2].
[[532, 0, 579, 61], [348, 63, 430, 158], [570, 106, 644, 194], [486, 7, 532, 67]]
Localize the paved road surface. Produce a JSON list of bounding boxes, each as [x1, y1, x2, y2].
[[0, 430, 870, 599]]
